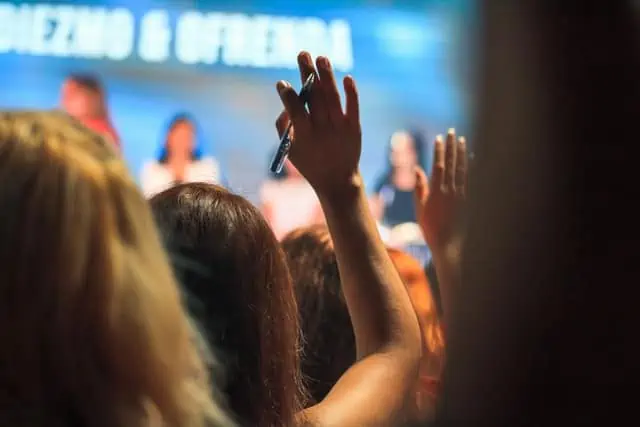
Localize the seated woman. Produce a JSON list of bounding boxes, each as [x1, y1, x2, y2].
[[141, 113, 222, 197], [282, 226, 444, 422], [0, 111, 230, 427], [150, 51, 422, 427]]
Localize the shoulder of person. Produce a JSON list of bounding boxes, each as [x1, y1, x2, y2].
[[141, 160, 163, 174], [260, 179, 282, 202], [195, 156, 218, 167], [193, 156, 220, 174]]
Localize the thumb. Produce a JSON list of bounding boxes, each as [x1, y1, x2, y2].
[[414, 166, 429, 206], [276, 80, 307, 127], [275, 110, 289, 139]]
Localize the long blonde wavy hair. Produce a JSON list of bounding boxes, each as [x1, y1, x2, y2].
[[0, 111, 232, 427]]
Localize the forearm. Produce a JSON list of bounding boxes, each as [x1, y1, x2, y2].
[[430, 241, 462, 328], [318, 176, 421, 360]]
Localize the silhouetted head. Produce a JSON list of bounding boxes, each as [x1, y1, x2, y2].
[[281, 225, 355, 404], [150, 183, 304, 427]]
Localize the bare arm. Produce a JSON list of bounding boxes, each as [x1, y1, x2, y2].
[[276, 51, 421, 426], [414, 129, 467, 328], [368, 194, 385, 221], [307, 184, 422, 426]]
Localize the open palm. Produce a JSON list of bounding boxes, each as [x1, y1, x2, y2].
[[414, 129, 467, 251]]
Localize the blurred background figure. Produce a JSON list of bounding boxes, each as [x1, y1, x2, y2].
[[260, 158, 323, 240], [282, 226, 444, 424], [141, 113, 222, 197], [371, 130, 426, 227], [0, 1, 470, 194], [60, 74, 120, 148]]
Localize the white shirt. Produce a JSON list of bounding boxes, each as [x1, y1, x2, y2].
[[141, 157, 221, 198], [260, 179, 321, 240]]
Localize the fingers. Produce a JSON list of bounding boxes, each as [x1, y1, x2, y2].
[[297, 51, 315, 87], [343, 75, 360, 133], [455, 136, 467, 195], [414, 165, 429, 207], [277, 80, 308, 132], [430, 135, 445, 191], [275, 110, 289, 139], [297, 51, 327, 123], [444, 128, 457, 192], [316, 56, 343, 124]]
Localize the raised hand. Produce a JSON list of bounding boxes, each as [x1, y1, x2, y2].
[[414, 128, 467, 251], [275, 51, 362, 199]]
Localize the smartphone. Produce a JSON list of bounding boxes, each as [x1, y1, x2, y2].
[[270, 73, 315, 174]]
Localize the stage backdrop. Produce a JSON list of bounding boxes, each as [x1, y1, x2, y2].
[[0, 0, 474, 202]]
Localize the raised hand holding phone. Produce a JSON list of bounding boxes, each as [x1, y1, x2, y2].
[[275, 52, 362, 200]]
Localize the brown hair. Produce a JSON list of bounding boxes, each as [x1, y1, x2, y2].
[[150, 183, 304, 427], [281, 225, 355, 405], [283, 226, 444, 405], [0, 111, 229, 426]]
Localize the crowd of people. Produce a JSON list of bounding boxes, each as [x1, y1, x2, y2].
[[1, 51, 464, 426], [1, 3, 633, 423], [57, 73, 431, 250]]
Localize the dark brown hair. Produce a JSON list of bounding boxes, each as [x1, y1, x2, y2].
[[284, 226, 445, 408], [150, 183, 304, 427], [281, 225, 355, 405]]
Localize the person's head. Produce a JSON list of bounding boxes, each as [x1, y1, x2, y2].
[[158, 114, 201, 163], [388, 130, 425, 172], [61, 74, 108, 119], [281, 225, 355, 404], [150, 183, 304, 427], [283, 227, 444, 402], [0, 111, 227, 427]]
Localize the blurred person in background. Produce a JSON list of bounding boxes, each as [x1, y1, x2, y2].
[[282, 226, 444, 423], [371, 130, 427, 227], [141, 113, 222, 198], [0, 111, 230, 427], [260, 157, 323, 240], [60, 74, 120, 148]]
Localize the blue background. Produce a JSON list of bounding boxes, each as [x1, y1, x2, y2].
[[0, 0, 475, 202]]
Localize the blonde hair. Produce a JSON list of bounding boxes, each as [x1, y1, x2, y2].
[[0, 111, 232, 427]]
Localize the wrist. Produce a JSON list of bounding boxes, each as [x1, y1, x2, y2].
[[315, 172, 365, 206]]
